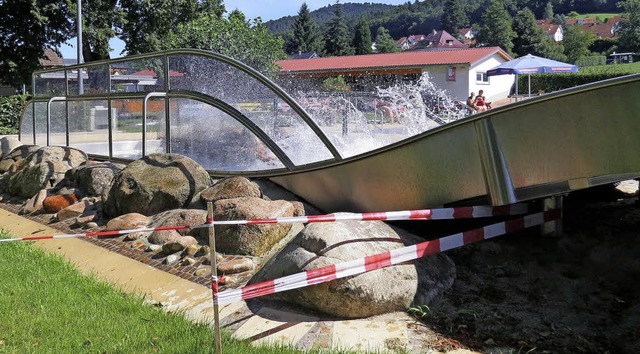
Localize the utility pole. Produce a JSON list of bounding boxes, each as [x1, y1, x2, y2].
[[77, 0, 84, 94]]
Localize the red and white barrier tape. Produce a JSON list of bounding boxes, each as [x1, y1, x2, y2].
[[0, 204, 528, 243], [200, 203, 529, 226], [214, 209, 561, 305]]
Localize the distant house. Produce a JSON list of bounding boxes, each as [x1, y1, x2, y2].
[[536, 20, 564, 42], [395, 34, 427, 51], [563, 16, 622, 39], [290, 52, 319, 60], [1, 48, 64, 95], [459, 27, 478, 46], [277, 46, 514, 102], [409, 30, 467, 50]]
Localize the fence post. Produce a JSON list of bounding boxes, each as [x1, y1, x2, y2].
[[207, 201, 222, 354]]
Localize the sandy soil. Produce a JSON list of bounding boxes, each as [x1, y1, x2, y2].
[[409, 183, 640, 353]]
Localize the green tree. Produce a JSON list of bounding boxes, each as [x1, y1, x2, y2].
[[512, 8, 548, 57], [323, 2, 355, 56], [375, 26, 400, 53], [353, 18, 373, 55], [441, 0, 467, 38], [544, 1, 554, 20], [119, 0, 225, 55], [0, 0, 72, 87], [287, 3, 324, 55], [166, 12, 286, 73], [563, 25, 596, 63], [617, 0, 640, 53], [475, 0, 516, 54]]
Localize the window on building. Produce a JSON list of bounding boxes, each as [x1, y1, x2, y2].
[[476, 72, 489, 84], [447, 67, 456, 81]]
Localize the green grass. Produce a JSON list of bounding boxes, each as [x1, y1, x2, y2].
[[0, 230, 338, 354], [573, 13, 619, 22], [579, 61, 640, 74]]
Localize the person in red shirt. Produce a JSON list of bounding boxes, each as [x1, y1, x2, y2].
[[474, 90, 492, 110]]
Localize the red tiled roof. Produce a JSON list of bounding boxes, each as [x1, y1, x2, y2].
[[278, 47, 511, 73], [40, 48, 63, 68]]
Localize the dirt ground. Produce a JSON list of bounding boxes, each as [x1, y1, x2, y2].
[[409, 183, 640, 353]]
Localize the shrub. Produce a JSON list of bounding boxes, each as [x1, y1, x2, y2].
[[0, 94, 29, 135]]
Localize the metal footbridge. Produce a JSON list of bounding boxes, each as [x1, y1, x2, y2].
[[22, 49, 640, 212]]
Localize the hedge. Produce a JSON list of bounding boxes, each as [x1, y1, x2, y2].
[[0, 95, 29, 135], [519, 63, 640, 95]]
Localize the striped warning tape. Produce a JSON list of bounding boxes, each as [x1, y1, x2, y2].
[[0, 204, 529, 243], [214, 209, 561, 305]]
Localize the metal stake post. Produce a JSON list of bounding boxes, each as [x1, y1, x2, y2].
[[207, 201, 222, 354]]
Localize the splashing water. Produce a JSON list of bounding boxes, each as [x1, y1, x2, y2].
[[284, 73, 468, 160]]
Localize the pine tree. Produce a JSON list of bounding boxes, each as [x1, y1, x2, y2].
[[323, 2, 355, 56], [512, 8, 548, 57], [375, 26, 400, 53], [441, 0, 467, 38], [476, 0, 516, 54], [544, 1, 554, 20], [287, 3, 323, 55], [353, 18, 373, 55]]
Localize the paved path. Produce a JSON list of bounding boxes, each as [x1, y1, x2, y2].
[[0, 208, 471, 353]]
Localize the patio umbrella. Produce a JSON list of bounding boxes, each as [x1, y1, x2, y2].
[[486, 54, 578, 98]]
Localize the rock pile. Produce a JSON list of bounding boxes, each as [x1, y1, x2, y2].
[[0, 135, 455, 319]]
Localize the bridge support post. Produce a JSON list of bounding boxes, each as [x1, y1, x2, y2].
[[541, 195, 564, 237]]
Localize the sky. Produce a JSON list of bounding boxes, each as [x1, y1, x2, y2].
[[59, 1, 408, 60]]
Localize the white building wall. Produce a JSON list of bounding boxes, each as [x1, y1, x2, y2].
[[469, 54, 514, 102]]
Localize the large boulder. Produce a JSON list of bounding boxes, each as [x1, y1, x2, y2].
[[213, 197, 296, 256], [4, 146, 87, 198], [0, 136, 22, 159], [253, 217, 456, 319], [66, 161, 125, 197], [200, 176, 261, 203], [103, 153, 211, 217]]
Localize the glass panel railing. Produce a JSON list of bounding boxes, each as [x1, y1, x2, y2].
[[169, 98, 282, 171], [34, 70, 67, 98], [83, 64, 110, 95], [49, 101, 67, 146], [19, 102, 35, 145], [110, 58, 165, 93], [168, 54, 333, 165], [34, 102, 48, 145], [145, 97, 167, 154], [112, 98, 143, 159], [67, 100, 110, 155]]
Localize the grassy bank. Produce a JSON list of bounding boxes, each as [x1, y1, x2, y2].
[[0, 230, 323, 353]]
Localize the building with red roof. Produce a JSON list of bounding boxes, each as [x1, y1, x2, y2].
[[277, 46, 514, 102]]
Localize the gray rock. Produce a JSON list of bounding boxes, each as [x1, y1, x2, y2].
[[103, 153, 211, 217], [146, 244, 162, 252], [200, 176, 261, 203], [148, 229, 182, 245], [76, 212, 98, 227], [195, 266, 211, 277], [66, 161, 124, 196], [181, 257, 197, 266], [148, 209, 207, 237], [20, 189, 50, 215], [217, 258, 254, 274], [162, 236, 198, 254], [0, 136, 22, 159], [5, 146, 87, 198], [253, 216, 456, 319], [57, 199, 90, 221], [214, 197, 295, 256], [164, 253, 182, 265], [105, 213, 149, 231]]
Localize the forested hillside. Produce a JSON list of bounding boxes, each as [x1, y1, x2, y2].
[[266, 0, 621, 39]]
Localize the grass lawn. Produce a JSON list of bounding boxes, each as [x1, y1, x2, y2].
[[0, 230, 334, 354]]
